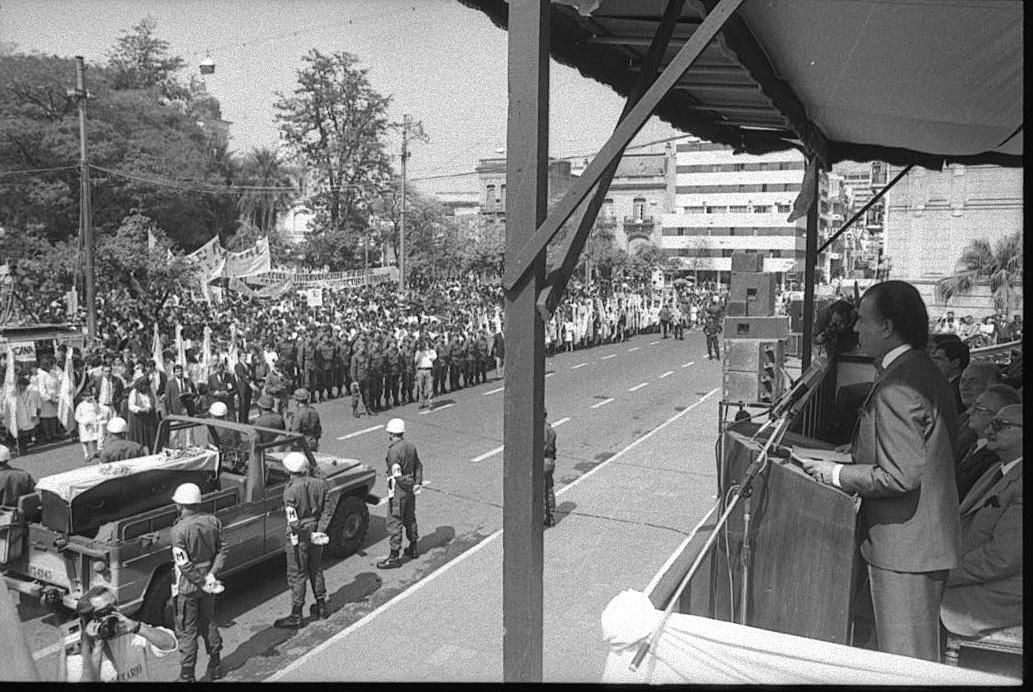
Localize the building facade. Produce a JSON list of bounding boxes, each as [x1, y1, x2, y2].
[[659, 141, 834, 286], [595, 150, 672, 253]]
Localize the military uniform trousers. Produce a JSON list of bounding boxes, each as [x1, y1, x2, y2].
[[433, 361, 448, 395], [387, 493, 418, 553], [706, 334, 720, 358], [402, 369, 415, 403], [175, 593, 222, 670], [368, 371, 383, 411], [383, 369, 399, 406], [544, 457, 556, 519], [287, 539, 326, 608]]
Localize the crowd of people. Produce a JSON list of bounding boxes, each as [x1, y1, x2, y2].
[[932, 310, 1023, 345], [2, 276, 692, 456]]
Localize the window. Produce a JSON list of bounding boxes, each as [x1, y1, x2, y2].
[[602, 198, 614, 219], [728, 206, 749, 213], [777, 204, 792, 213], [485, 185, 496, 207], [684, 206, 704, 214], [632, 197, 646, 220], [706, 206, 727, 214], [500, 184, 506, 206], [753, 205, 771, 213]]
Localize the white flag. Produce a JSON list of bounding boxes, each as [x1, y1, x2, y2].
[[151, 323, 165, 373], [4, 344, 18, 439], [56, 347, 75, 433]]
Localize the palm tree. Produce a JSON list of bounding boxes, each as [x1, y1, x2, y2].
[[238, 147, 295, 234], [935, 231, 1023, 316]]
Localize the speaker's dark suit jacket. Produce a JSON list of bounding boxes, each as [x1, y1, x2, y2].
[[839, 348, 961, 573]]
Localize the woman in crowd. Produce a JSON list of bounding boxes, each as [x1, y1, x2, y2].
[[126, 377, 158, 452]]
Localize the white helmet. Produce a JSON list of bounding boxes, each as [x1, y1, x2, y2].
[[106, 417, 128, 434], [172, 483, 202, 505], [385, 418, 405, 435], [283, 451, 309, 474], [209, 401, 228, 417], [0, 444, 10, 463]]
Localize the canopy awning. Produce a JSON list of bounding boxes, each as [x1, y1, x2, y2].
[[458, 0, 1023, 168]]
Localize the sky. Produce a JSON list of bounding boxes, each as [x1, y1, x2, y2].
[[1, 0, 682, 193]]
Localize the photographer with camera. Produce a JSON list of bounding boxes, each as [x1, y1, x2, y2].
[[62, 585, 177, 682]]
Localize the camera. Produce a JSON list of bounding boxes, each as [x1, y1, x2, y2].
[[93, 613, 121, 640]]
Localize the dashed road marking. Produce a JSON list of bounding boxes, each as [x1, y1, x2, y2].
[[627, 347, 640, 352], [419, 403, 455, 415], [590, 397, 614, 409], [471, 445, 505, 463], [553, 417, 571, 427], [483, 387, 504, 396], [659, 370, 674, 379], [649, 340, 660, 345], [571, 363, 587, 369], [600, 354, 617, 360], [628, 382, 649, 392], [545, 372, 555, 378], [337, 424, 383, 440], [681, 361, 695, 368]]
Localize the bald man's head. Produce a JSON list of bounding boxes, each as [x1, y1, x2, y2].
[[984, 404, 1023, 460], [959, 363, 1003, 408]]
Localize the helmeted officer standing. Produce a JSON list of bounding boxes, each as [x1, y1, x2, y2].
[[377, 418, 423, 569], [274, 452, 334, 628], [93, 417, 146, 463], [253, 395, 285, 443], [0, 444, 35, 507], [543, 409, 557, 527], [170, 482, 227, 682], [288, 388, 322, 452]]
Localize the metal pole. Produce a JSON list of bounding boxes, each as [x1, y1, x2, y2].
[[400, 114, 409, 289], [503, 0, 548, 682], [75, 56, 97, 342], [801, 160, 820, 370]]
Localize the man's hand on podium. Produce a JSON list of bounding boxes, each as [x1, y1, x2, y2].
[[800, 458, 836, 485]]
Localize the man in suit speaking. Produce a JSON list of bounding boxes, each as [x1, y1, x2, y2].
[[800, 280, 960, 662]]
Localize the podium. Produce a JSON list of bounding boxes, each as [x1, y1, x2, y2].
[[709, 420, 862, 644]]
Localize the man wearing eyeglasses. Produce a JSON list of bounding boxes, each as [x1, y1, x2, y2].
[[954, 385, 1021, 501], [800, 281, 960, 662], [940, 404, 1023, 638]]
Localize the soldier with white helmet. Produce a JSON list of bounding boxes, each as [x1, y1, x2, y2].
[[170, 483, 227, 682], [91, 417, 146, 464], [377, 418, 423, 570], [273, 451, 335, 628]]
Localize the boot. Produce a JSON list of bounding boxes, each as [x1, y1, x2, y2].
[[406, 543, 419, 560], [274, 605, 305, 629], [310, 599, 329, 620], [206, 654, 223, 681], [377, 552, 403, 569], [176, 667, 196, 683]]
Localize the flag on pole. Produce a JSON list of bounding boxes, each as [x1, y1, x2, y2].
[[56, 347, 75, 434], [227, 324, 239, 369], [151, 323, 165, 373], [200, 325, 213, 383], [4, 344, 18, 440], [175, 324, 187, 369]]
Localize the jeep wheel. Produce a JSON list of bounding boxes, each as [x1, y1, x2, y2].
[[325, 495, 369, 559], [138, 569, 175, 629]]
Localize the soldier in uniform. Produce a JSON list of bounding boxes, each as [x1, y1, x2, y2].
[[288, 388, 322, 452], [92, 417, 145, 463], [401, 335, 417, 404], [350, 340, 370, 419], [300, 332, 320, 403], [0, 444, 35, 507], [433, 334, 449, 397], [377, 418, 423, 570], [367, 336, 384, 413], [543, 409, 557, 527], [448, 332, 465, 391], [383, 337, 400, 408], [704, 304, 723, 359], [170, 482, 227, 682], [464, 332, 478, 387], [252, 395, 285, 444], [263, 360, 290, 416], [316, 330, 336, 403], [336, 330, 352, 400], [273, 452, 334, 628]]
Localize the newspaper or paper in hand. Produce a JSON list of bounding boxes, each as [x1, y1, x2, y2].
[[792, 446, 854, 464]]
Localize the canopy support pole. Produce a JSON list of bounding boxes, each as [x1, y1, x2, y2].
[[816, 164, 912, 255], [503, 0, 549, 682], [540, 0, 687, 314], [801, 159, 820, 370], [501, 0, 746, 292]]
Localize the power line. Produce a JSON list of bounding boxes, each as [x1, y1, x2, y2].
[[90, 164, 385, 196], [0, 165, 78, 178]]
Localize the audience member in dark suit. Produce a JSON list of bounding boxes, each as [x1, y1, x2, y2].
[[941, 404, 1023, 638], [164, 364, 197, 417], [953, 362, 1003, 460], [234, 359, 255, 424], [801, 281, 960, 662], [207, 361, 238, 421], [955, 385, 1021, 502], [91, 364, 125, 419], [930, 337, 970, 414]]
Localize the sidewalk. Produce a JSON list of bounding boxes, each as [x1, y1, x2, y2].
[[270, 388, 720, 682]]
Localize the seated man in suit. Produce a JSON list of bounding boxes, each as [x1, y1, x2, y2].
[[941, 404, 1023, 638], [953, 362, 1004, 461], [955, 384, 1021, 501], [929, 337, 970, 414]]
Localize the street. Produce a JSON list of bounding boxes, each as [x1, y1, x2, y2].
[[16, 329, 724, 682]]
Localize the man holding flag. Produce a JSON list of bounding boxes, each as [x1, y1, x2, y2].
[[56, 347, 76, 439]]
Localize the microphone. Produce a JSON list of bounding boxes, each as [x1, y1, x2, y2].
[[770, 354, 829, 419]]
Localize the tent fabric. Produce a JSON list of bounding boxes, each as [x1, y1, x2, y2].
[[457, 0, 1023, 167], [35, 450, 218, 504], [600, 590, 1020, 685]]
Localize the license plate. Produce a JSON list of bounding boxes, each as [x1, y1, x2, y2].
[[28, 565, 53, 581]]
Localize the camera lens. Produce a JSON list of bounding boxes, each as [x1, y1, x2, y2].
[[96, 614, 120, 640]]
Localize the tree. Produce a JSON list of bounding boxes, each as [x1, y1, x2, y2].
[[935, 231, 1023, 315], [274, 49, 393, 242], [237, 146, 296, 234], [105, 17, 187, 100]]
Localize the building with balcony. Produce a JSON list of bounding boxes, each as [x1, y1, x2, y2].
[[596, 150, 672, 252], [659, 140, 834, 286], [474, 156, 578, 225]]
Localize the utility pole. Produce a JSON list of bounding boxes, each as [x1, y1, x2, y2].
[[399, 114, 410, 290], [71, 56, 96, 342]]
